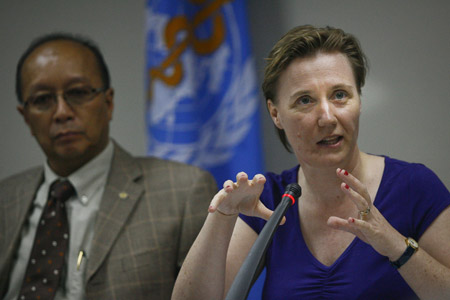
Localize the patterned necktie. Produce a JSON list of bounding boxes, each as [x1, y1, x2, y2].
[[18, 179, 75, 300]]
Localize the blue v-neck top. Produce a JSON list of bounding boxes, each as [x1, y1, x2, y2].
[[240, 156, 450, 299]]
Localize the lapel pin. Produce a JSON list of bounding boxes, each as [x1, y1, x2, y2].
[[119, 192, 128, 199]]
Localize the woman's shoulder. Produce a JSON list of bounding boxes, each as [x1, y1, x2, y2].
[[382, 155, 440, 182], [377, 156, 450, 239], [383, 155, 426, 169], [260, 165, 300, 209], [264, 165, 300, 186], [379, 155, 449, 198]]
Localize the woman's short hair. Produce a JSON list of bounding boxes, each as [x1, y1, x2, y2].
[[262, 25, 368, 152]]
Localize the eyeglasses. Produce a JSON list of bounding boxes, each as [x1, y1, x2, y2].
[[24, 87, 106, 112]]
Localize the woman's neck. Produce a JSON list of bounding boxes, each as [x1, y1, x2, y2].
[[298, 150, 365, 207]]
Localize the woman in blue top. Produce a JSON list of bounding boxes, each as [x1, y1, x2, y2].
[[172, 25, 450, 299]]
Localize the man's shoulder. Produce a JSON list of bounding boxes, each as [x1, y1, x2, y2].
[[111, 142, 216, 187], [0, 166, 43, 186], [135, 155, 204, 171], [112, 142, 206, 172], [0, 166, 43, 196], [133, 156, 214, 182]]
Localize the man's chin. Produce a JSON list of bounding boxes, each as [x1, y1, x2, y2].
[[54, 143, 104, 164], [50, 144, 94, 165], [47, 147, 95, 175], [54, 143, 85, 157]]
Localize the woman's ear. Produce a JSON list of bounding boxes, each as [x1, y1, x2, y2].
[[359, 96, 362, 114], [267, 100, 283, 129]]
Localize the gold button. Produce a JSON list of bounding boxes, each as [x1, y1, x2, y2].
[[119, 192, 128, 199]]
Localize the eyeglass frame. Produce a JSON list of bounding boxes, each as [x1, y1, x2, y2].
[[23, 86, 107, 112]]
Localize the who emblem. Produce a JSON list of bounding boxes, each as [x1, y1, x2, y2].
[[146, 0, 260, 169]]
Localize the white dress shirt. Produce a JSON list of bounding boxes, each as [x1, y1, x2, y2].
[[5, 141, 114, 300]]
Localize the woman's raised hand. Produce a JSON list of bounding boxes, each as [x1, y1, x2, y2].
[[327, 168, 406, 261], [208, 172, 274, 221]]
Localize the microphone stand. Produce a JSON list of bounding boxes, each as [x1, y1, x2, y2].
[[225, 183, 301, 300]]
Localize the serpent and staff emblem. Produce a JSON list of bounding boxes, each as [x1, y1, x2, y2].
[[145, 0, 263, 184], [148, 0, 231, 98]]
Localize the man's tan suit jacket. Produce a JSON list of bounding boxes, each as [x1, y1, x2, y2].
[[0, 142, 217, 299]]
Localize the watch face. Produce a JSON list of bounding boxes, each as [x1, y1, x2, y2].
[[408, 238, 419, 249]]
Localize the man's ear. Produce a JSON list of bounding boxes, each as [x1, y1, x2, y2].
[[17, 104, 35, 136], [104, 88, 114, 121], [17, 104, 29, 124], [267, 100, 283, 129]]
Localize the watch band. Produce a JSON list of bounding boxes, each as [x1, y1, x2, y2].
[[390, 237, 419, 269]]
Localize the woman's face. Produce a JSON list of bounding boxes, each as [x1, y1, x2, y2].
[[268, 52, 361, 169]]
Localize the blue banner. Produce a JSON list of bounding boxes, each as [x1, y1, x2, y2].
[[145, 0, 264, 186]]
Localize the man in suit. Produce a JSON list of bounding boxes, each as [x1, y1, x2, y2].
[[0, 33, 217, 300]]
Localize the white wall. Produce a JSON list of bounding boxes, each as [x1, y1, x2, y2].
[[1, 0, 448, 188]]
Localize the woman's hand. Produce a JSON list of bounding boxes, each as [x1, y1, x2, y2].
[[208, 172, 275, 221], [327, 168, 406, 261]]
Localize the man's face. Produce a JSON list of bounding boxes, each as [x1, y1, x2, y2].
[[18, 40, 114, 176]]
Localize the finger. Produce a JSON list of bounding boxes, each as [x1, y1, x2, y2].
[[327, 216, 351, 231], [327, 216, 360, 237], [236, 171, 248, 184], [340, 182, 370, 213], [346, 217, 373, 235], [337, 168, 370, 200], [251, 174, 266, 184], [251, 201, 287, 225], [327, 216, 369, 243], [253, 201, 273, 221], [223, 180, 235, 192], [252, 175, 266, 198], [208, 189, 228, 213], [337, 168, 371, 207]]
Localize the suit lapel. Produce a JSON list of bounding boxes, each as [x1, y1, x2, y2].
[[0, 168, 43, 284], [86, 143, 144, 281]]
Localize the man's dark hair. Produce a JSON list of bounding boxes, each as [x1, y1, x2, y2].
[[16, 32, 110, 103]]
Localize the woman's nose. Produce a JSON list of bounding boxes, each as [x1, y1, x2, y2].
[[317, 100, 337, 127]]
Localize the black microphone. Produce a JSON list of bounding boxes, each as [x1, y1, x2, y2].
[[225, 183, 302, 300]]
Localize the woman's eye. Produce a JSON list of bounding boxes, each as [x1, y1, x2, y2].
[[297, 96, 311, 105], [334, 91, 347, 100]]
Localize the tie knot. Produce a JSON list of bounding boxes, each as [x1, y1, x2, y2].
[[50, 179, 75, 202]]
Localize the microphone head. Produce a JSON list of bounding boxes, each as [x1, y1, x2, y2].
[[285, 183, 302, 199]]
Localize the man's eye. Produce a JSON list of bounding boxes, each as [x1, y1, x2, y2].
[[31, 94, 53, 106], [66, 88, 90, 98]]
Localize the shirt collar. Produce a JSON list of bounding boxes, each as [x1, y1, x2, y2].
[[43, 140, 114, 206]]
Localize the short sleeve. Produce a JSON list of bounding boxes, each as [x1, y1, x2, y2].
[[407, 164, 450, 238], [239, 166, 299, 235]]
